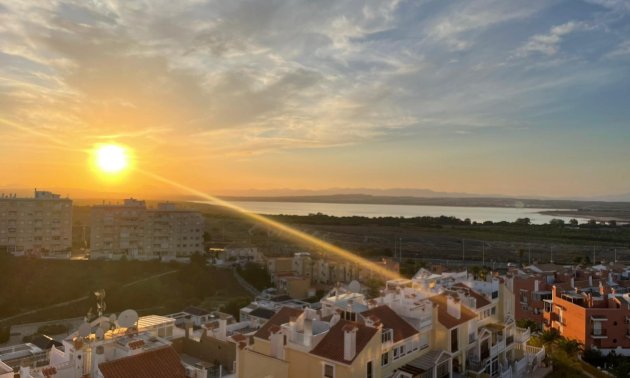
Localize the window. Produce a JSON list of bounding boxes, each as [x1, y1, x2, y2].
[[367, 361, 373, 378], [381, 352, 389, 366], [451, 328, 459, 353], [491, 306, 496, 316], [382, 329, 393, 344], [323, 363, 335, 378]]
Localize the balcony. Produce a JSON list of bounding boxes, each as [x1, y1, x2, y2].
[[591, 329, 607, 339], [515, 327, 531, 343], [506, 335, 514, 346], [469, 333, 477, 344]]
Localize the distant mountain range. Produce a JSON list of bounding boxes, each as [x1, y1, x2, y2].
[[215, 187, 513, 198], [1, 186, 629, 204]]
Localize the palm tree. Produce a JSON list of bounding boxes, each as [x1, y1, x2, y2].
[[555, 338, 583, 357], [538, 328, 561, 354]]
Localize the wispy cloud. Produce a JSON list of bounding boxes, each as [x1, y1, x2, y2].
[[0, 0, 628, 192], [517, 21, 588, 56]]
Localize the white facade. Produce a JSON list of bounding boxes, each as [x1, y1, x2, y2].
[[90, 200, 204, 259], [0, 190, 72, 256]]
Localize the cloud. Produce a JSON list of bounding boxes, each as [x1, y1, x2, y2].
[[0, 0, 628, 161], [517, 21, 588, 56]]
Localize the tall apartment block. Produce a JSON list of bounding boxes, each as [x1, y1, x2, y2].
[[90, 199, 204, 260], [0, 190, 72, 256]]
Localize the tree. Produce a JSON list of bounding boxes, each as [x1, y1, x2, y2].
[[555, 338, 583, 356], [569, 219, 579, 226], [515, 218, 531, 226], [222, 296, 252, 319], [549, 219, 565, 227], [539, 328, 561, 351], [516, 319, 539, 332]]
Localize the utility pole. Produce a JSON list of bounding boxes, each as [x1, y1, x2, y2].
[[615, 248, 617, 263], [528, 244, 531, 265], [462, 239, 465, 262], [482, 241, 485, 267], [550, 245, 554, 263]]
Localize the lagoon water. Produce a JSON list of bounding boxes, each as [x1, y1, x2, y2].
[[204, 200, 587, 225]]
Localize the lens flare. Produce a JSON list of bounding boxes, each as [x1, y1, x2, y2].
[[138, 169, 401, 281]]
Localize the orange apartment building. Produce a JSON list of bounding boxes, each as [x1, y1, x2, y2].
[[544, 280, 630, 351]]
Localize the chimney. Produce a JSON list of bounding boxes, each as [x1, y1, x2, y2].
[[184, 318, 194, 339], [218, 318, 227, 340], [608, 272, 614, 285], [343, 324, 357, 361], [269, 326, 284, 359], [446, 296, 461, 319], [570, 277, 575, 288], [534, 279, 540, 292], [588, 275, 593, 287], [304, 318, 313, 347]]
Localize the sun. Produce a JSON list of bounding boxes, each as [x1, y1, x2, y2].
[[95, 144, 129, 173]]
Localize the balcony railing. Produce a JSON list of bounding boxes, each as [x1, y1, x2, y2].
[[591, 329, 607, 338], [506, 335, 514, 346], [466, 358, 486, 373], [515, 327, 531, 343]]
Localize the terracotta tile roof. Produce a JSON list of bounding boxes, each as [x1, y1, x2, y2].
[[42, 367, 57, 377], [361, 305, 418, 343], [231, 334, 247, 342], [428, 294, 477, 329], [253, 307, 303, 340], [310, 319, 378, 364], [98, 346, 186, 378], [452, 283, 492, 309]]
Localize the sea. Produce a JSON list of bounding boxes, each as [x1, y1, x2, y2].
[[201, 200, 588, 225]]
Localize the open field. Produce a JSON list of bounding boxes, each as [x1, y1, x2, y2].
[[0, 256, 249, 327]]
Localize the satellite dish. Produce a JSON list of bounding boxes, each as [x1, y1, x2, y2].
[[95, 328, 104, 340], [118, 309, 139, 328], [78, 323, 91, 338], [348, 280, 361, 293]]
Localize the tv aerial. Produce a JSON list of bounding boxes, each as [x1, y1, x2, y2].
[[117, 309, 139, 328]]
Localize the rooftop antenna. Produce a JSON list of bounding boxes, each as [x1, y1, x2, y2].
[[94, 289, 107, 317]]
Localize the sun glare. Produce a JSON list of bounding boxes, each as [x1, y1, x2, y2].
[[95, 144, 129, 174]]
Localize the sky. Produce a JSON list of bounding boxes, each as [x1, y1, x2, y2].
[[0, 0, 629, 199]]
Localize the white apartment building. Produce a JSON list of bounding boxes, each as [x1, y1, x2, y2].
[[90, 200, 204, 260], [0, 190, 72, 256]]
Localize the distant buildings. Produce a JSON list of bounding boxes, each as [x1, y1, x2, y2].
[[0, 190, 72, 257], [90, 200, 204, 260]]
